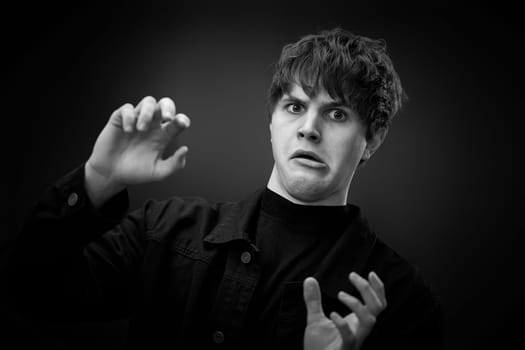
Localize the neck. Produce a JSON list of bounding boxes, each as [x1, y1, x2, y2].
[[261, 188, 350, 234], [267, 166, 349, 206]]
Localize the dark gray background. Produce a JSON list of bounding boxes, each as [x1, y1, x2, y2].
[[4, 1, 521, 349]]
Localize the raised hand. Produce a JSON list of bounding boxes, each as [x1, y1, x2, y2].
[[303, 272, 386, 350], [85, 96, 190, 207]]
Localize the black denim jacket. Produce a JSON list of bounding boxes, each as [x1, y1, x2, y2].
[[8, 164, 443, 349]]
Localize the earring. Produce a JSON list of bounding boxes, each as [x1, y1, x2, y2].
[[364, 150, 371, 160]]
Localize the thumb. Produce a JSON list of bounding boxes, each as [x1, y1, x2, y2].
[[155, 146, 189, 179], [304, 277, 325, 325]]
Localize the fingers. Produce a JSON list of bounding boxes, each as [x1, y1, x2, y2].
[[162, 113, 191, 137], [111, 97, 184, 134], [155, 145, 189, 179], [368, 271, 387, 309], [338, 291, 376, 329], [331, 272, 386, 348], [303, 277, 325, 325], [156, 112, 191, 179], [136, 96, 158, 131], [120, 103, 136, 132], [349, 272, 385, 316], [329, 312, 356, 350], [158, 97, 176, 120]]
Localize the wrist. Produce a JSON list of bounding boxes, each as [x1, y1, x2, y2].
[[84, 161, 125, 209]]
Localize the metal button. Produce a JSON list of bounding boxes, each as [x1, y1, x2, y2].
[[212, 330, 224, 344], [241, 251, 252, 264], [67, 192, 78, 206]]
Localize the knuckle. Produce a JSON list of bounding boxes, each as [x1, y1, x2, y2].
[[143, 95, 156, 102], [144, 95, 157, 106], [366, 315, 376, 326], [123, 114, 133, 122], [139, 107, 155, 121], [159, 96, 175, 105], [122, 105, 135, 118], [362, 283, 373, 294], [114, 103, 130, 116], [138, 96, 157, 115]]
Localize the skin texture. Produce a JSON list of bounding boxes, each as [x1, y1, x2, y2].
[[85, 90, 388, 349], [85, 96, 190, 208], [303, 272, 387, 350], [266, 84, 389, 348], [267, 83, 385, 206]]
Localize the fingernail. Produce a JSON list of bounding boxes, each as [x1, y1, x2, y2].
[[179, 115, 190, 127]]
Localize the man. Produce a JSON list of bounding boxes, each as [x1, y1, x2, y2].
[[8, 28, 443, 349]]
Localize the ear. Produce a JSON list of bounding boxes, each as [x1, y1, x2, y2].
[[363, 127, 388, 160]]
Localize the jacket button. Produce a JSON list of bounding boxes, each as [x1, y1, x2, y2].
[[241, 251, 252, 264], [67, 192, 78, 206], [212, 330, 225, 344]]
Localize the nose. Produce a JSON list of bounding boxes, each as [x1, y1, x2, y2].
[[297, 113, 321, 143]]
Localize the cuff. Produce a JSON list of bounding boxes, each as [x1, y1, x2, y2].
[[53, 163, 129, 230]]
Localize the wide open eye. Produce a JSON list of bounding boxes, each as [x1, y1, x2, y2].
[[286, 103, 304, 114], [328, 109, 348, 122]]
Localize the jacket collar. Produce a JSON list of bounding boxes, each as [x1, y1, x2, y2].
[[203, 187, 377, 298], [203, 188, 265, 246]]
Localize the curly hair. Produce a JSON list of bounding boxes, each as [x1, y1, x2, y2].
[[267, 28, 406, 140]]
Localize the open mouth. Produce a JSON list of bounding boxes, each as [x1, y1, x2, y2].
[[291, 150, 327, 168], [296, 154, 320, 161]]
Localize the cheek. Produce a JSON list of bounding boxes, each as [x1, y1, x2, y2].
[[334, 134, 366, 168], [270, 125, 289, 156]]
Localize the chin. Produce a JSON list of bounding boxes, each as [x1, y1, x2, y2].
[[284, 178, 333, 203]]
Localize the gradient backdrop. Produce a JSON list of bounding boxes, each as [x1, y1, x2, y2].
[[4, 1, 521, 349]]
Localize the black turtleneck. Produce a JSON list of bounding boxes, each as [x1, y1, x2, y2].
[[243, 187, 354, 345], [258, 187, 350, 234]]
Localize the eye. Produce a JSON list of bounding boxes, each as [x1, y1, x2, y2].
[[328, 109, 347, 122], [286, 103, 304, 114]]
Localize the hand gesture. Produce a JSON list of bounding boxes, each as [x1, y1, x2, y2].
[[303, 272, 387, 350], [85, 96, 190, 206]]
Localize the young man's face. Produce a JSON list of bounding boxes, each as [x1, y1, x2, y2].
[[267, 83, 369, 205]]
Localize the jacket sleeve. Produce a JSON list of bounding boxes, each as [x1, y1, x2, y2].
[[7, 164, 155, 322]]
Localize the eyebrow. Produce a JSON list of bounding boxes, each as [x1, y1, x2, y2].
[[281, 94, 351, 110]]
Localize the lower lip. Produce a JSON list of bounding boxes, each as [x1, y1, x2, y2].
[[292, 157, 327, 169]]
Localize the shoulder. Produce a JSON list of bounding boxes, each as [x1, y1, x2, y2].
[[139, 195, 232, 229], [367, 235, 440, 310], [137, 189, 264, 239], [347, 207, 443, 339], [348, 207, 438, 308]]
